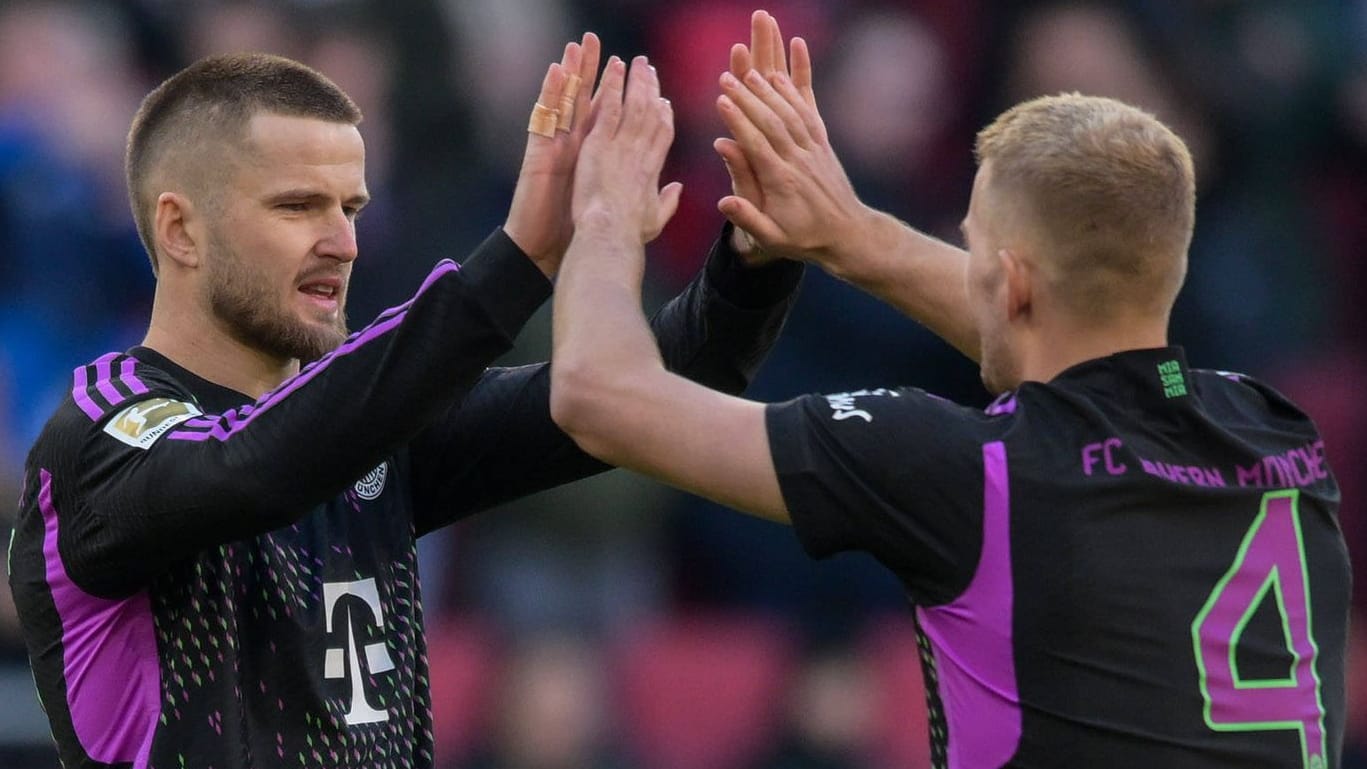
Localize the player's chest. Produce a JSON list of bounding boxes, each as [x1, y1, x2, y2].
[[158, 458, 414, 621]]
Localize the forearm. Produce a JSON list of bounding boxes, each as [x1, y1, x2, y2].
[[85, 231, 550, 590], [827, 208, 980, 362], [549, 217, 787, 520], [414, 226, 800, 526], [551, 215, 665, 463], [205, 230, 547, 512]]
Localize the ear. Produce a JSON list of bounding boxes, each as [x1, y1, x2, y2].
[[154, 192, 202, 270], [998, 248, 1032, 322]]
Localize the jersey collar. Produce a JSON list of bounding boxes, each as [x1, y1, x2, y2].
[[1050, 345, 1194, 407], [128, 345, 256, 413]]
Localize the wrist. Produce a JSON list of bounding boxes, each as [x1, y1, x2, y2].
[[823, 204, 887, 281], [565, 206, 650, 283], [501, 220, 558, 279], [709, 223, 803, 308], [573, 204, 620, 233], [573, 205, 641, 246]]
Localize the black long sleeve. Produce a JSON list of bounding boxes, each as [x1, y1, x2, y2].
[[408, 223, 802, 530], [40, 230, 549, 596]]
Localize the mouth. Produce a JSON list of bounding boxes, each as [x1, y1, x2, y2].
[[297, 278, 343, 313]]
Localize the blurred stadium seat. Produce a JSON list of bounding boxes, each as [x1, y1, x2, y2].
[[428, 619, 498, 766], [860, 615, 933, 769], [613, 614, 795, 769]]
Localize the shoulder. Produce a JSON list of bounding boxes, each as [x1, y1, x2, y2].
[[766, 385, 1002, 475], [763, 386, 993, 603], [34, 351, 199, 457], [770, 386, 993, 433], [1189, 368, 1318, 434], [1190, 368, 1294, 406], [67, 352, 183, 421]]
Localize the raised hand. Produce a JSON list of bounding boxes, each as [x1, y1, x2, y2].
[[714, 11, 816, 263], [715, 12, 980, 360], [713, 12, 868, 270], [726, 10, 815, 110], [504, 33, 602, 277], [572, 56, 682, 246], [716, 11, 785, 262]]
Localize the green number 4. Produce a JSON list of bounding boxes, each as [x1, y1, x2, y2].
[[1191, 489, 1327, 769]]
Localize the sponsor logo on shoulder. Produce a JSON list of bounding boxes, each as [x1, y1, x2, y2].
[[103, 398, 202, 449], [354, 462, 388, 500], [824, 388, 900, 423]]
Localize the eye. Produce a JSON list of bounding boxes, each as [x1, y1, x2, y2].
[[344, 206, 364, 222], [277, 202, 309, 212]]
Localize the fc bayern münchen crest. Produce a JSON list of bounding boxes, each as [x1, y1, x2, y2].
[[354, 462, 388, 500]]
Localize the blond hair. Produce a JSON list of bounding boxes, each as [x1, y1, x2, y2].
[[975, 93, 1195, 317]]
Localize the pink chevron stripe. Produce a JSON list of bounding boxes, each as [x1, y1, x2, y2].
[[119, 357, 149, 396], [93, 353, 123, 407], [167, 259, 461, 443], [71, 366, 103, 421]]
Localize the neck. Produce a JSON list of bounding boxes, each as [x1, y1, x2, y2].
[[143, 290, 298, 399], [1017, 314, 1169, 385]]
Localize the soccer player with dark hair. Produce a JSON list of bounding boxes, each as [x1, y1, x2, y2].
[[551, 14, 1350, 769], [7, 41, 802, 769]]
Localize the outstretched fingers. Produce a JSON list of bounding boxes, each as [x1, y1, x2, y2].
[[579, 55, 679, 240], [766, 68, 826, 144], [750, 10, 774, 76], [656, 179, 683, 236], [719, 68, 810, 154], [765, 11, 788, 75], [539, 60, 568, 103], [554, 41, 581, 132], [749, 69, 816, 149], [730, 42, 752, 79], [747, 10, 787, 77], [734, 13, 817, 111], [714, 137, 762, 206], [529, 62, 568, 139], [622, 56, 657, 137], [571, 32, 602, 135], [587, 56, 627, 142], [624, 58, 677, 204], [717, 191, 785, 248], [714, 134, 783, 244], [716, 87, 777, 174], [790, 36, 816, 108], [620, 57, 673, 153], [639, 60, 680, 238]]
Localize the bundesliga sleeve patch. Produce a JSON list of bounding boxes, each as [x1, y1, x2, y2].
[[102, 398, 202, 449]]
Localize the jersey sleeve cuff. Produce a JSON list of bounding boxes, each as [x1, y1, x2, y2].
[[704, 222, 804, 310], [459, 228, 554, 340]]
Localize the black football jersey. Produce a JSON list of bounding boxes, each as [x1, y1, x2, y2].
[[767, 347, 1349, 769], [9, 226, 801, 769]]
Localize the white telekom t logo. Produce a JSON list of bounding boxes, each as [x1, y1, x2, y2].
[[323, 578, 395, 724]]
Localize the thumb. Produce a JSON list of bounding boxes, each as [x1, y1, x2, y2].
[[650, 181, 684, 241], [718, 194, 783, 246], [714, 138, 762, 203]]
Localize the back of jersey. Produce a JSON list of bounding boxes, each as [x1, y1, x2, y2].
[[1000, 352, 1349, 769]]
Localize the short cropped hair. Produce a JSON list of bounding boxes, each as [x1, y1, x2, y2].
[[975, 93, 1195, 317], [125, 53, 362, 275]]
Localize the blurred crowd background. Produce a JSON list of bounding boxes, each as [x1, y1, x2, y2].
[[0, 0, 1363, 767]]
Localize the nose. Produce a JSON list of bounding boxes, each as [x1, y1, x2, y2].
[[317, 207, 359, 264]]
